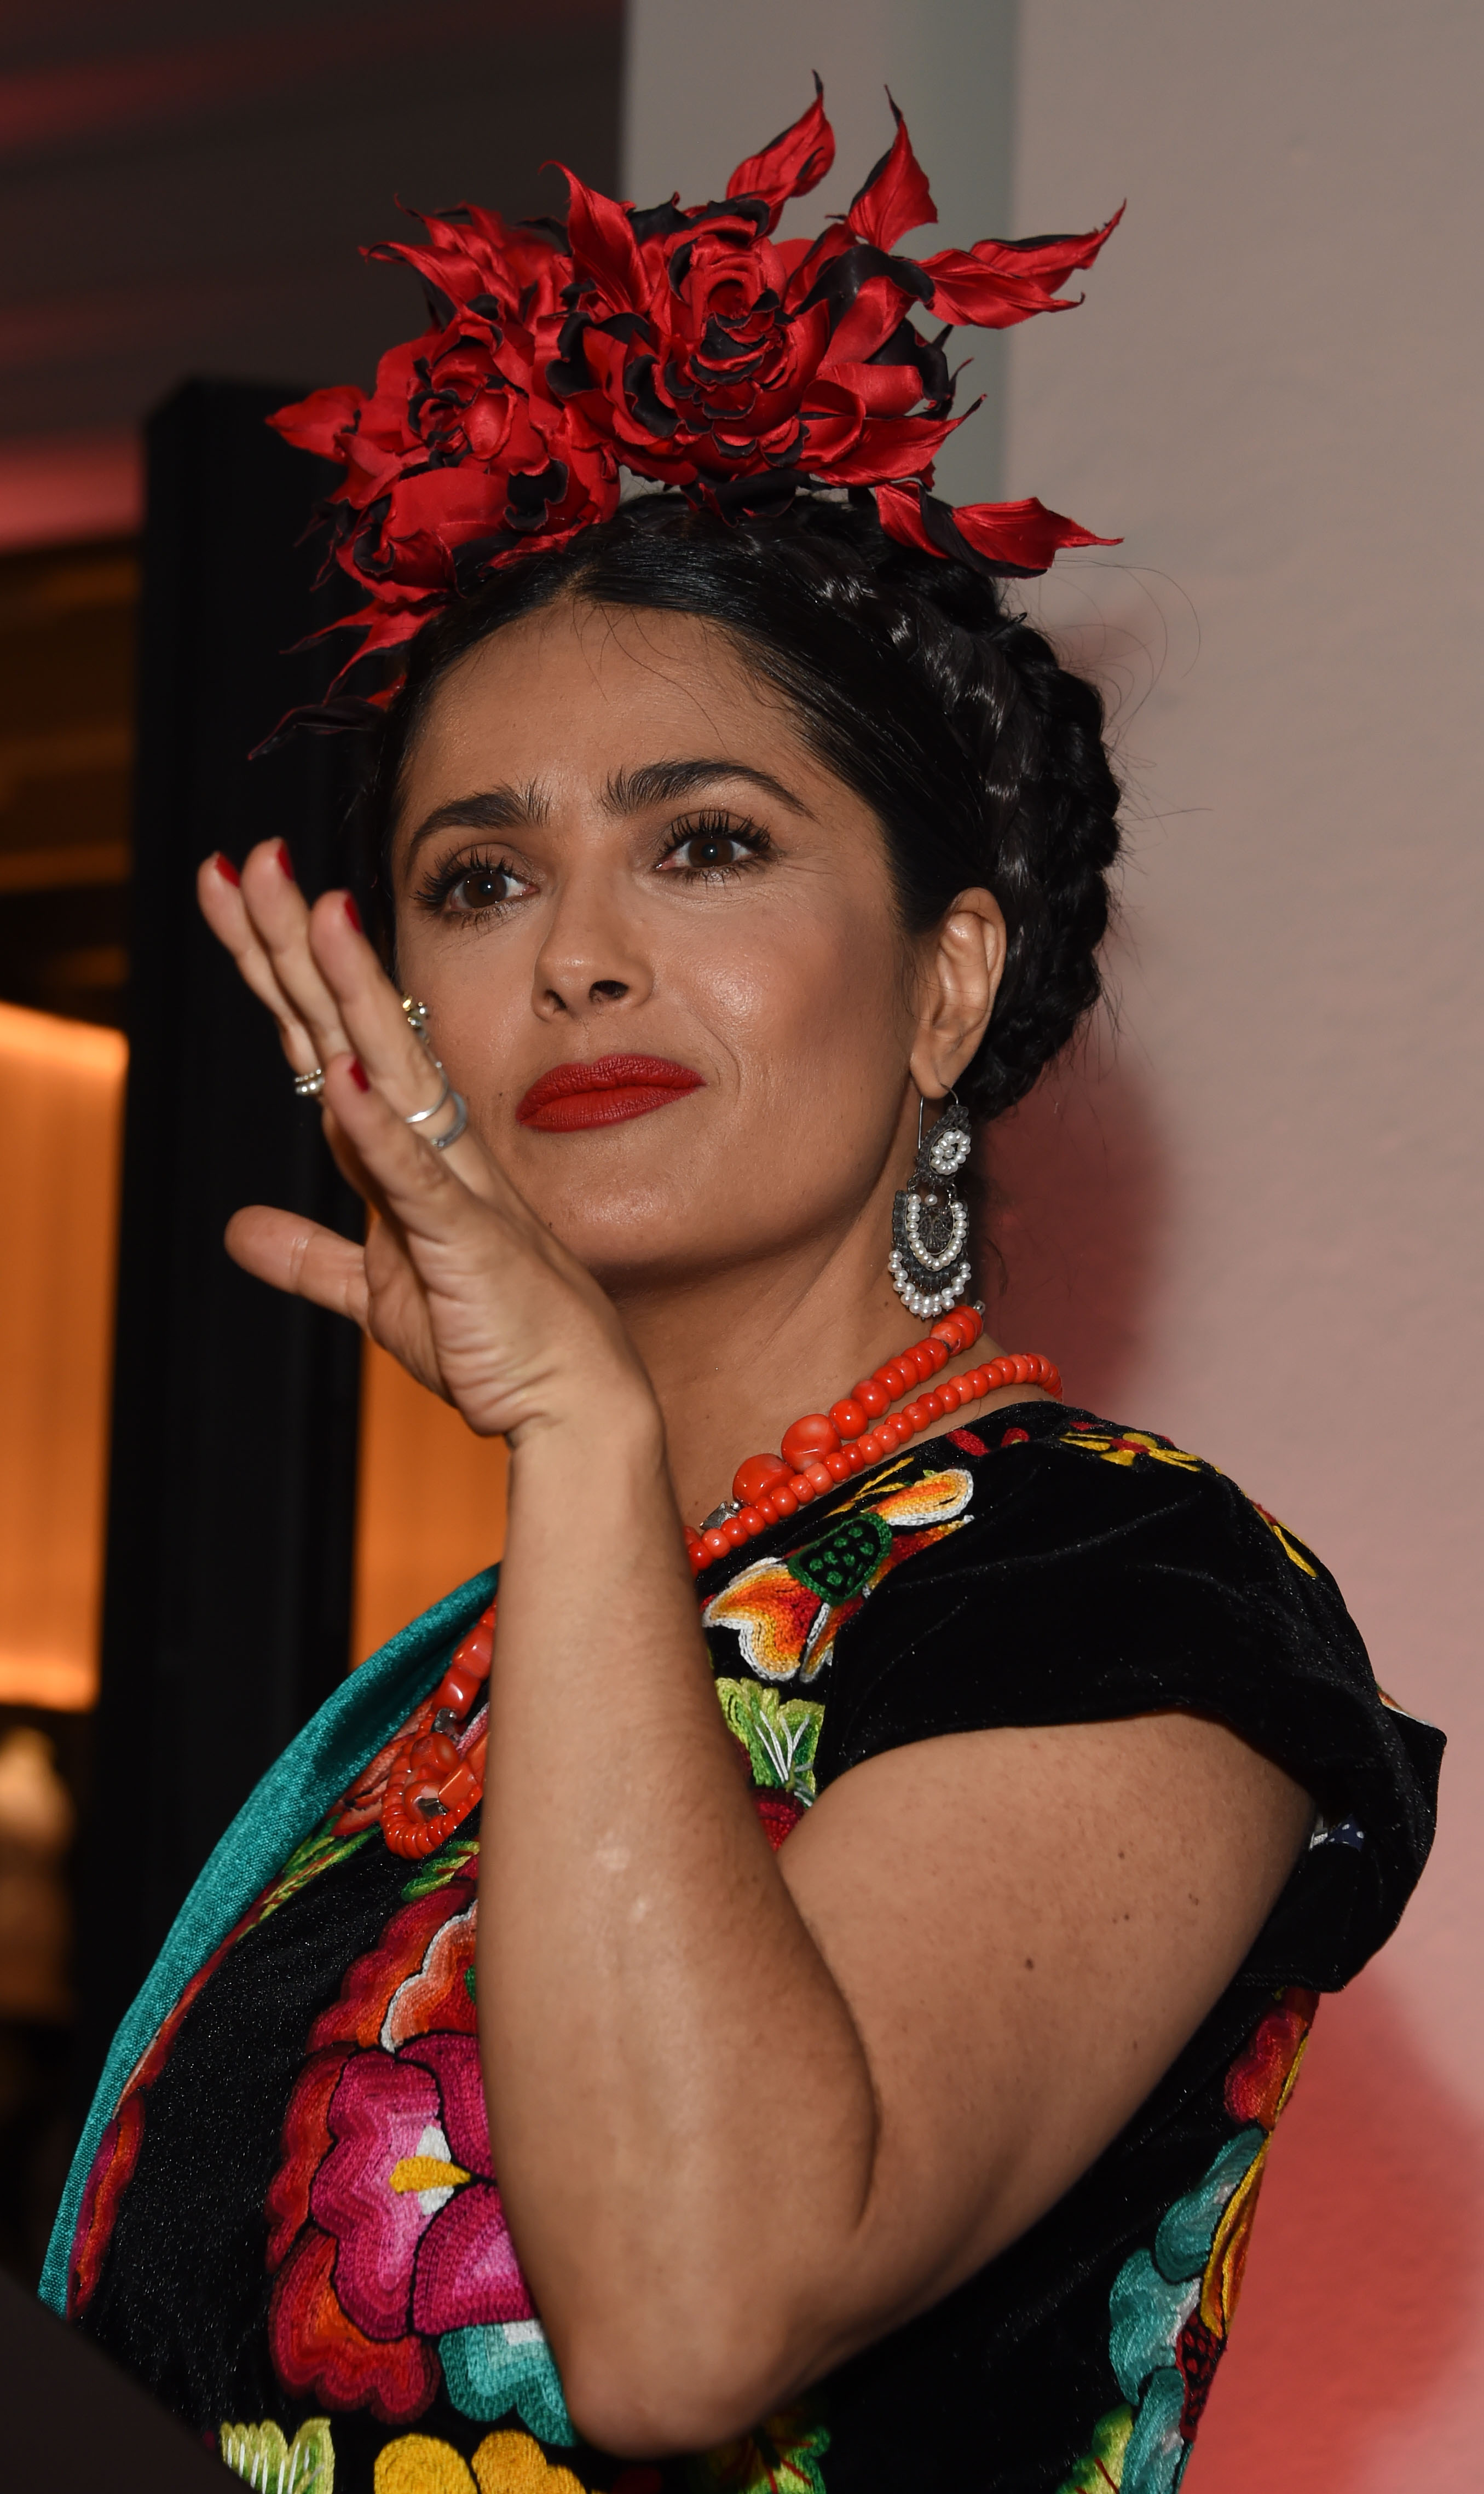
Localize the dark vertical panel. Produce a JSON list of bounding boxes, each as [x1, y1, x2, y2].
[[77, 380, 366, 2102]]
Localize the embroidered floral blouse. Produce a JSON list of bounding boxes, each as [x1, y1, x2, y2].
[[55, 1406, 1440, 2494]]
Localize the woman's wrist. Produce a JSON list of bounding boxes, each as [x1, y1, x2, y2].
[[506, 1367, 669, 1493]]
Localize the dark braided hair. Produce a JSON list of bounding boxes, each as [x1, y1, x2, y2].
[[364, 494, 1121, 1123]]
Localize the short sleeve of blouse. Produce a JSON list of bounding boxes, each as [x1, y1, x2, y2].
[[811, 1407, 1442, 1994]]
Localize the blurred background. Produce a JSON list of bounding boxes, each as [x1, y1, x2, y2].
[[0, 7, 1479, 2490]]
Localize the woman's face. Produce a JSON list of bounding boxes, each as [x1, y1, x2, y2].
[[389, 598, 948, 1292]]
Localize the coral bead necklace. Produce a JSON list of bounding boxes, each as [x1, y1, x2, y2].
[[682, 1302, 1059, 1575], [345, 1302, 1059, 1858]]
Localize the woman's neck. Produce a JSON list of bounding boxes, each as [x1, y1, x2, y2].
[[605, 1234, 1007, 1527]]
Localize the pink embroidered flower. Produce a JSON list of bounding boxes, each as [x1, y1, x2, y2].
[[267, 1878, 574, 2439], [310, 2031, 530, 2342]]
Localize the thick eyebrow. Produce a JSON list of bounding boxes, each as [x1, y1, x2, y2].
[[403, 757, 812, 868], [603, 759, 813, 819], [404, 784, 549, 865]]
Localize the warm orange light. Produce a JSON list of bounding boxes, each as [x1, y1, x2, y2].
[[0, 1001, 126, 1708], [352, 1338, 507, 1665]]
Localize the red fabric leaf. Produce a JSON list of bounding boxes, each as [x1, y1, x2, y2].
[[951, 493, 1119, 566], [847, 98, 937, 251], [810, 411, 958, 486], [725, 77, 836, 227], [923, 206, 1123, 327], [966, 204, 1124, 291], [826, 276, 915, 365], [821, 357, 925, 418], [560, 166, 650, 310], [874, 478, 1119, 573], [268, 383, 363, 458]]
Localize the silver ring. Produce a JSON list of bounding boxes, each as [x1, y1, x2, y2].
[[293, 1068, 325, 1100], [403, 1069, 452, 1127], [428, 1090, 468, 1150]]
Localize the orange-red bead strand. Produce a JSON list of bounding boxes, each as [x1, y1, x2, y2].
[[686, 1306, 1061, 1577], [350, 1603, 497, 1859]]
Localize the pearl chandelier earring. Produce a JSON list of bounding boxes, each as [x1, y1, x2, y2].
[[889, 1095, 973, 1320]]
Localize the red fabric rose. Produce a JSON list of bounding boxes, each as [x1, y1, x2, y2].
[[271, 82, 1120, 695]]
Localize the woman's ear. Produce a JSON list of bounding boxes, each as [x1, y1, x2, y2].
[[909, 887, 1006, 1099]]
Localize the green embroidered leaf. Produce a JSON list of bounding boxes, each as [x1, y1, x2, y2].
[[689, 2405, 829, 2493], [401, 1837, 481, 1901], [220, 2414, 334, 2491], [258, 1829, 373, 1926], [787, 1510, 891, 1602], [715, 1680, 824, 1802], [1054, 2403, 1133, 2492]]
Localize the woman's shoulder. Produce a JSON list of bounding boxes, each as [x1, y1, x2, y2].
[[698, 1396, 1442, 1987], [702, 1395, 1356, 1675]]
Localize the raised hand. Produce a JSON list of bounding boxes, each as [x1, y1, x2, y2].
[[196, 840, 643, 1444]]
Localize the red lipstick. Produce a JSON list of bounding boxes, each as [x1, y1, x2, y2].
[[515, 1053, 705, 1132]]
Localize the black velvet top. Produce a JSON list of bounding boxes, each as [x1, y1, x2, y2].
[[69, 1405, 1440, 2494]]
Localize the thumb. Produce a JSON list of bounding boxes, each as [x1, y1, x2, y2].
[[225, 1204, 370, 1327]]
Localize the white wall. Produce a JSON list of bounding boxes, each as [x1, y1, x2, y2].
[[623, 7, 1484, 2483], [622, 0, 1017, 497]]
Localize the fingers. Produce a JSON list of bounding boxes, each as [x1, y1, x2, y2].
[[205, 840, 496, 1213], [316, 1051, 494, 1246], [197, 852, 322, 1079], [304, 888, 496, 1192], [224, 1203, 371, 1324], [235, 840, 354, 1072]]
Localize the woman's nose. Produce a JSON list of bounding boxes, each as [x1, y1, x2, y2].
[[531, 891, 653, 1020]]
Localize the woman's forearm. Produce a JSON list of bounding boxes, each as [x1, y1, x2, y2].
[[477, 1398, 876, 2450]]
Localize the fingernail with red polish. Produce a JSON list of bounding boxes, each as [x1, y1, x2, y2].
[[213, 852, 240, 886], [275, 842, 296, 881], [344, 893, 362, 932], [348, 1059, 369, 1092]]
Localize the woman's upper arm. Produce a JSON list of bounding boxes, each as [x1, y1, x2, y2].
[[775, 1709, 1312, 2369]]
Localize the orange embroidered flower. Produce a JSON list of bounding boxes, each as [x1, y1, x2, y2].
[[704, 1469, 973, 1684]]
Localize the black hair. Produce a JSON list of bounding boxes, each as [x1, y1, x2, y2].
[[363, 493, 1121, 1123]]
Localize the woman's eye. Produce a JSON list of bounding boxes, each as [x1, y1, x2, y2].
[[445, 863, 527, 914], [661, 828, 760, 876]]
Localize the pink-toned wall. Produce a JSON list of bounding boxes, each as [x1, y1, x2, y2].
[[998, 9, 1483, 2481], [626, 6, 1483, 2479]]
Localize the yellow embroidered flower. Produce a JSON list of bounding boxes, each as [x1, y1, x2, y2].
[[373, 2429, 585, 2494], [1248, 1502, 1318, 1578], [1059, 1426, 1203, 1473], [221, 2415, 334, 2491], [1198, 2137, 1269, 2338]]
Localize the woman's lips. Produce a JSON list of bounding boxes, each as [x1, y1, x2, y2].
[[515, 1054, 705, 1133]]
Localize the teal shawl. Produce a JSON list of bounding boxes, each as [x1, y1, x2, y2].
[[38, 1562, 499, 2318]]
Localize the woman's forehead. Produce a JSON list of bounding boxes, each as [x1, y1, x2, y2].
[[400, 602, 827, 811]]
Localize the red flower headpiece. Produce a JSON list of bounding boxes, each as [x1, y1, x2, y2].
[[272, 84, 1120, 698]]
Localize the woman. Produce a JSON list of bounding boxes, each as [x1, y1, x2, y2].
[[44, 94, 1437, 2494]]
